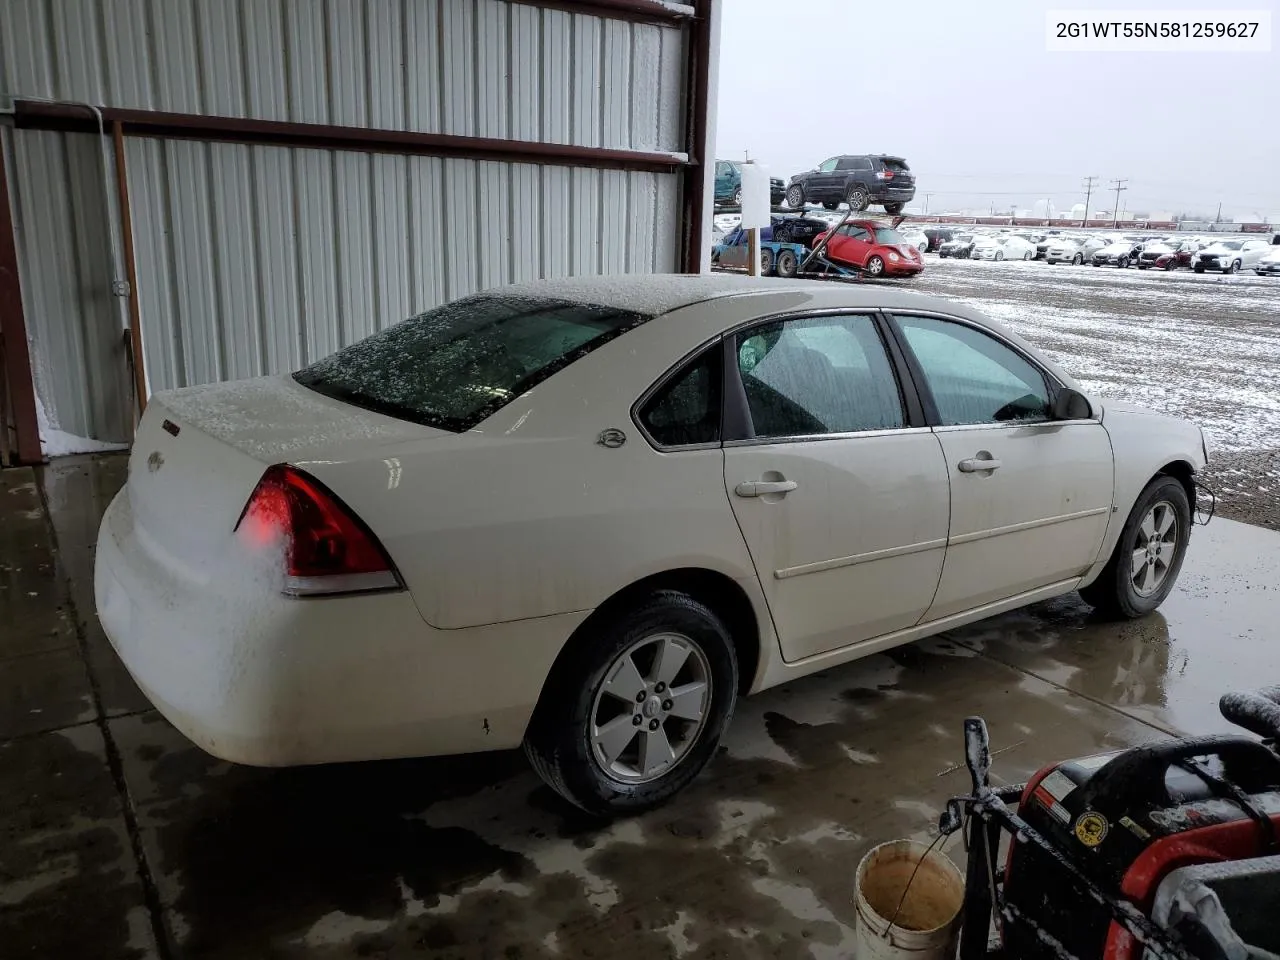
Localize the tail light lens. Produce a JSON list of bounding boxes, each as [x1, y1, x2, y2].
[[236, 464, 402, 597], [876, 170, 894, 180]]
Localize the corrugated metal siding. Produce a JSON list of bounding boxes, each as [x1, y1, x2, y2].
[[0, 0, 688, 151], [3, 126, 132, 442], [125, 139, 682, 392], [0, 0, 692, 438]]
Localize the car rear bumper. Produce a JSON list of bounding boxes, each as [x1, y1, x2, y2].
[[95, 490, 583, 766], [1255, 264, 1280, 275], [871, 185, 916, 202]]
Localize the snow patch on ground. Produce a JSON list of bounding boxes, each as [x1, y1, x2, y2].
[[35, 393, 128, 458]]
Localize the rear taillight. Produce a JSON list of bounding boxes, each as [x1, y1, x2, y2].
[[236, 464, 401, 597], [876, 170, 894, 180]]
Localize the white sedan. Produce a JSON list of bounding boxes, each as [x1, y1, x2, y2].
[[899, 226, 930, 253], [1255, 248, 1280, 276], [96, 276, 1208, 815], [1045, 235, 1107, 264]]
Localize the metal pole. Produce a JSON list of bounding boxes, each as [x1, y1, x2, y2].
[[747, 227, 759, 277], [1110, 178, 1127, 229], [112, 121, 149, 423], [1081, 175, 1098, 227], [0, 129, 43, 464]]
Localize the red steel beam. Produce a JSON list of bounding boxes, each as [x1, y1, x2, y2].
[[12, 101, 691, 175], [0, 136, 43, 465], [680, 0, 713, 272], [501, 0, 696, 25]]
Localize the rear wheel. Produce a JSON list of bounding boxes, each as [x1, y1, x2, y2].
[[1118, 256, 1130, 269], [884, 202, 904, 215], [775, 248, 799, 278], [1229, 259, 1241, 274], [865, 255, 885, 276], [1194, 264, 1205, 273], [523, 592, 738, 815], [759, 247, 774, 276], [1023, 251, 1032, 260], [846, 185, 870, 211], [1079, 476, 1191, 619], [822, 200, 839, 210], [994, 250, 1004, 261], [1072, 253, 1083, 265], [785, 184, 805, 209], [732, 185, 742, 206]]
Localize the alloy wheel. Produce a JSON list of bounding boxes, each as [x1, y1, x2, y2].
[[588, 633, 712, 783], [1131, 501, 1179, 598]]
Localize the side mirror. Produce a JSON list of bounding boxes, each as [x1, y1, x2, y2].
[[1051, 387, 1093, 421]]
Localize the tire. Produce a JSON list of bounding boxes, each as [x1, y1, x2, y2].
[[775, 248, 799, 278], [759, 247, 774, 276], [732, 186, 742, 206], [865, 255, 885, 276], [1079, 476, 1191, 620], [1073, 253, 1083, 265], [884, 202, 904, 215], [822, 200, 839, 210], [523, 591, 738, 816], [1194, 265, 1205, 273], [994, 251, 1004, 262], [846, 184, 870, 211], [1023, 251, 1032, 260], [1118, 256, 1129, 269], [1165, 260, 1177, 271], [1229, 259, 1240, 274], [785, 185, 804, 209]]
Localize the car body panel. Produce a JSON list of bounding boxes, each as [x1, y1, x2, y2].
[[95, 276, 1204, 767], [724, 429, 951, 662]]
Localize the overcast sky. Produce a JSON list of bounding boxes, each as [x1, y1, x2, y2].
[[716, 0, 1279, 220]]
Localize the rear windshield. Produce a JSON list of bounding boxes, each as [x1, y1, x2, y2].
[[294, 296, 647, 432], [881, 158, 910, 173]]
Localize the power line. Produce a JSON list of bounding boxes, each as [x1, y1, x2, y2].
[[1110, 178, 1128, 227], [1081, 176, 1099, 226]]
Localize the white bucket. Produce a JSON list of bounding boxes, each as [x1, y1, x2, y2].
[[854, 839, 965, 960]]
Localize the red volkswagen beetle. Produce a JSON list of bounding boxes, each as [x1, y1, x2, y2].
[[816, 220, 925, 277]]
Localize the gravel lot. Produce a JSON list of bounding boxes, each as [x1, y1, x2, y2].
[[910, 257, 1280, 530]]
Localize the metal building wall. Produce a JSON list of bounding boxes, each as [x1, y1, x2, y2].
[[0, 0, 690, 435], [126, 140, 679, 391]]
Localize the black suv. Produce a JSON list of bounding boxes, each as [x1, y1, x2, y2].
[[785, 155, 916, 213]]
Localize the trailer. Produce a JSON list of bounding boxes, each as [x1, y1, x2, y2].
[[710, 207, 908, 283]]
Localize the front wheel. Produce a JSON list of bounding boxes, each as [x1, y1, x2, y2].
[[1073, 253, 1083, 265], [1165, 260, 1178, 271], [1194, 264, 1205, 273], [785, 184, 805, 209], [1229, 259, 1240, 274], [865, 255, 885, 276], [1117, 256, 1130, 269], [1079, 476, 1191, 619], [732, 186, 742, 206], [523, 592, 738, 816], [994, 250, 1004, 261], [1023, 251, 1032, 260]]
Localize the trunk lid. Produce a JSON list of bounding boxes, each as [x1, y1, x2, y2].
[[126, 376, 444, 577]]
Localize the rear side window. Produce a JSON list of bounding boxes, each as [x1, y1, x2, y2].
[[853, 157, 873, 171], [638, 347, 723, 447], [295, 296, 647, 432]]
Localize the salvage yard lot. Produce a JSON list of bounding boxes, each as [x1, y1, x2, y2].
[[913, 257, 1280, 529], [3, 264, 1280, 960]]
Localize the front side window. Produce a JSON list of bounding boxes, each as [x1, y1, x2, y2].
[[295, 296, 647, 432], [895, 316, 1050, 426], [818, 157, 839, 172], [638, 347, 723, 447], [736, 315, 904, 439]]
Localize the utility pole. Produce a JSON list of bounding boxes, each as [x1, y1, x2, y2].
[[923, 192, 932, 215], [1081, 176, 1099, 227], [1109, 178, 1128, 228], [1215, 201, 1223, 224]]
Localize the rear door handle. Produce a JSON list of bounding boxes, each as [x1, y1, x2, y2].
[[958, 457, 1002, 473], [735, 479, 798, 497]]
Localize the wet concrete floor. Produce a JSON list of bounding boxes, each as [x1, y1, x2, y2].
[[2, 453, 1278, 959]]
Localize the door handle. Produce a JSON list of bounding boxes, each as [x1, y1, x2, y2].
[[958, 457, 1002, 473], [735, 479, 798, 498]]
